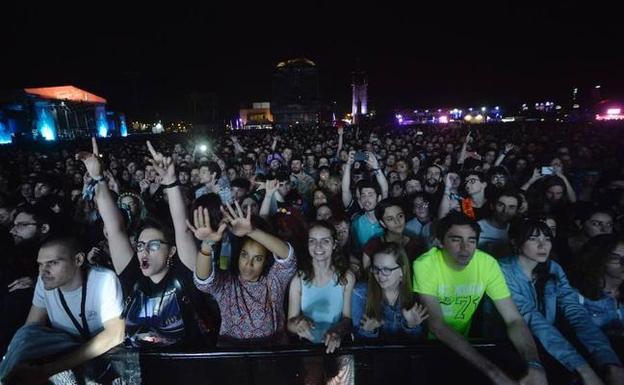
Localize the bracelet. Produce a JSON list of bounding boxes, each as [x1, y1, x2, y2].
[[161, 180, 179, 189], [526, 360, 544, 371], [200, 240, 216, 256]]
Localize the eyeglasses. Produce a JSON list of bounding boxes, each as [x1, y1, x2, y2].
[[371, 265, 401, 276], [464, 178, 480, 185], [414, 203, 430, 209], [136, 240, 169, 253], [608, 253, 624, 266], [12, 222, 38, 229]]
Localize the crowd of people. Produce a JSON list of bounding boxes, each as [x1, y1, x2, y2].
[[1, 121, 624, 384]]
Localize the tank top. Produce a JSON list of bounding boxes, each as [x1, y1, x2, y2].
[[301, 273, 344, 343]]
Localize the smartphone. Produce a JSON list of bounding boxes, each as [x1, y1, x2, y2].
[[354, 151, 368, 162], [541, 166, 554, 175], [416, 131, 424, 136]]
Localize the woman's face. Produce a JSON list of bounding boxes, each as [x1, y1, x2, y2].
[[136, 228, 172, 279], [372, 252, 403, 290], [583, 213, 614, 238], [606, 243, 624, 282], [520, 230, 552, 264], [381, 205, 405, 234], [238, 239, 268, 282], [315, 205, 332, 221], [313, 190, 328, 208], [308, 226, 335, 263], [334, 221, 350, 248], [241, 197, 259, 216]]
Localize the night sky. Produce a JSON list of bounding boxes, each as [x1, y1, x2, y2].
[[3, 2, 622, 121]]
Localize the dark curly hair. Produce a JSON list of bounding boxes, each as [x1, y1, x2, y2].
[[570, 233, 624, 300]]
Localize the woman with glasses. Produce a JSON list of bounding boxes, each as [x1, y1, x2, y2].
[[499, 219, 623, 384], [81, 138, 218, 348], [351, 242, 427, 341], [570, 234, 624, 336]]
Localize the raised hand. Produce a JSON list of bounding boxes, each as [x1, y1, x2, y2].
[[222, 201, 253, 237], [504, 143, 514, 153], [146, 141, 176, 185], [186, 206, 226, 242], [445, 172, 460, 190], [337, 127, 344, 136], [76, 137, 103, 179], [402, 302, 429, 328], [365, 151, 379, 170], [8, 277, 34, 293], [290, 314, 316, 342], [347, 150, 356, 166], [360, 315, 383, 332], [264, 179, 279, 196], [139, 179, 150, 193]]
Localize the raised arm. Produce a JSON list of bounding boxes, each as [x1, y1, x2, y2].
[[259, 179, 278, 220], [458, 131, 472, 166], [77, 138, 134, 274], [223, 201, 290, 259], [419, 294, 519, 385], [438, 172, 458, 219], [341, 151, 355, 208], [521, 168, 543, 192], [186, 206, 226, 280], [336, 127, 344, 158], [494, 143, 514, 167], [366, 151, 388, 199], [146, 141, 197, 270]]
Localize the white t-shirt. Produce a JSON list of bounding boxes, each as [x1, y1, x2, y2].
[[477, 219, 510, 258], [33, 266, 124, 338]]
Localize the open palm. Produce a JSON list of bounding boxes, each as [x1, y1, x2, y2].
[[186, 206, 226, 242], [222, 201, 253, 237]]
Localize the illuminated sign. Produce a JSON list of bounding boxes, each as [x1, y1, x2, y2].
[[24, 86, 107, 104]]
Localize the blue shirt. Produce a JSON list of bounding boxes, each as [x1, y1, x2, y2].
[[351, 213, 383, 252], [580, 292, 624, 335], [351, 283, 423, 341], [499, 256, 621, 371]]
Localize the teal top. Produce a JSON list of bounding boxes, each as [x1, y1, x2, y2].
[[301, 274, 344, 343]]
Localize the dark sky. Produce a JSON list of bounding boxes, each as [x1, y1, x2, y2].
[[3, 2, 622, 121]]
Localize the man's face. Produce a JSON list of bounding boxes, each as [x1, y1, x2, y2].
[[358, 187, 379, 212], [545, 185, 564, 203], [278, 180, 292, 197], [190, 169, 201, 185], [493, 196, 518, 224], [34, 182, 52, 199], [242, 164, 254, 179], [490, 173, 507, 189], [291, 160, 302, 174], [282, 148, 293, 162], [413, 197, 430, 220], [425, 166, 442, 186], [441, 225, 478, 268], [121, 196, 140, 216], [306, 155, 315, 168], [381, 205, 405, 234], [231, 186, 247, 201], [396, 161, 408, 173], [178, 171, 190, 185], [405, 179, 422, 195], [134, 170, 145, 182], [11, 212, 40, 244], [464, 174, 486, 196], [199, 166, 213, 184], [318, 157, 329, 167], [37, 243, 82, 291]]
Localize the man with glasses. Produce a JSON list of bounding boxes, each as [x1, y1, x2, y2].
[[439, 171, 490, 221], [405, 193, 433, 249], [413, 212, 547, 385]]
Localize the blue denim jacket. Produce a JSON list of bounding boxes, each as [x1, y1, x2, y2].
[[580, 293, 624, 334], [351, 283, 423, 340], [499, 256, 621, 371]]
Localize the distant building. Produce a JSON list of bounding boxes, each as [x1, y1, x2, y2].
[[351, 70, 368, 125], [271, 58, 322, 130], [239, 102, 273, 130], [0, 85, 125, 144]]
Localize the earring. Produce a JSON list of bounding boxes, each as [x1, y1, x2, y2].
[[167, 256, 173, 268]]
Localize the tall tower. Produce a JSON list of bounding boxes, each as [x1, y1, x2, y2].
[[351, 69, 367, 125]]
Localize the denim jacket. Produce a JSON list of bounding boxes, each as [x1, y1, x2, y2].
[[499, 256, 621, 371], [351, 283, 423, 341], [579, 292, 624, 335]]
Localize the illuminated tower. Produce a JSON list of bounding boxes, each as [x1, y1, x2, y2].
[[351, 70, 367, 124]]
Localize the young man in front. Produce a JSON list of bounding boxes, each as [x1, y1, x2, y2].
[[413, 212, 547, 385]]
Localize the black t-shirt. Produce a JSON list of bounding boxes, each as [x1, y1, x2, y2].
[[119, 257, 219, 348]]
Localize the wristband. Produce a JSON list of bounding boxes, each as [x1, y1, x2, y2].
[[200, 239, 216, 256], [526, 360, 544, 371], [161, 180, 179, 189]]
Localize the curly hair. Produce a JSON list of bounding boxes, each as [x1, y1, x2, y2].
[[570, 233, 624, 300]]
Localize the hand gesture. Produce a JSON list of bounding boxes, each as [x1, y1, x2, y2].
[[347, 150, 356, 166], [264, 179, 279, 196], [504, 143, 514, 153], [324, 329, 342, 354], [139, 179, 150, 193], [222, 201, 253, 237], [401, 302, 429, 328], [531, 168, 542, 181], [76, 137, 103, 179], [186, 206, 227, 242], [290, 314, 316, 342], [365, 151, 379, 170], [146, 141, 176, 185], [465, 130, 473, 144], [337, 127, 344, 136], [103, 170, 119, 194], [360, 315, 382, 332], [8, 276, 34, 293], [445, 172, 459, 189]]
